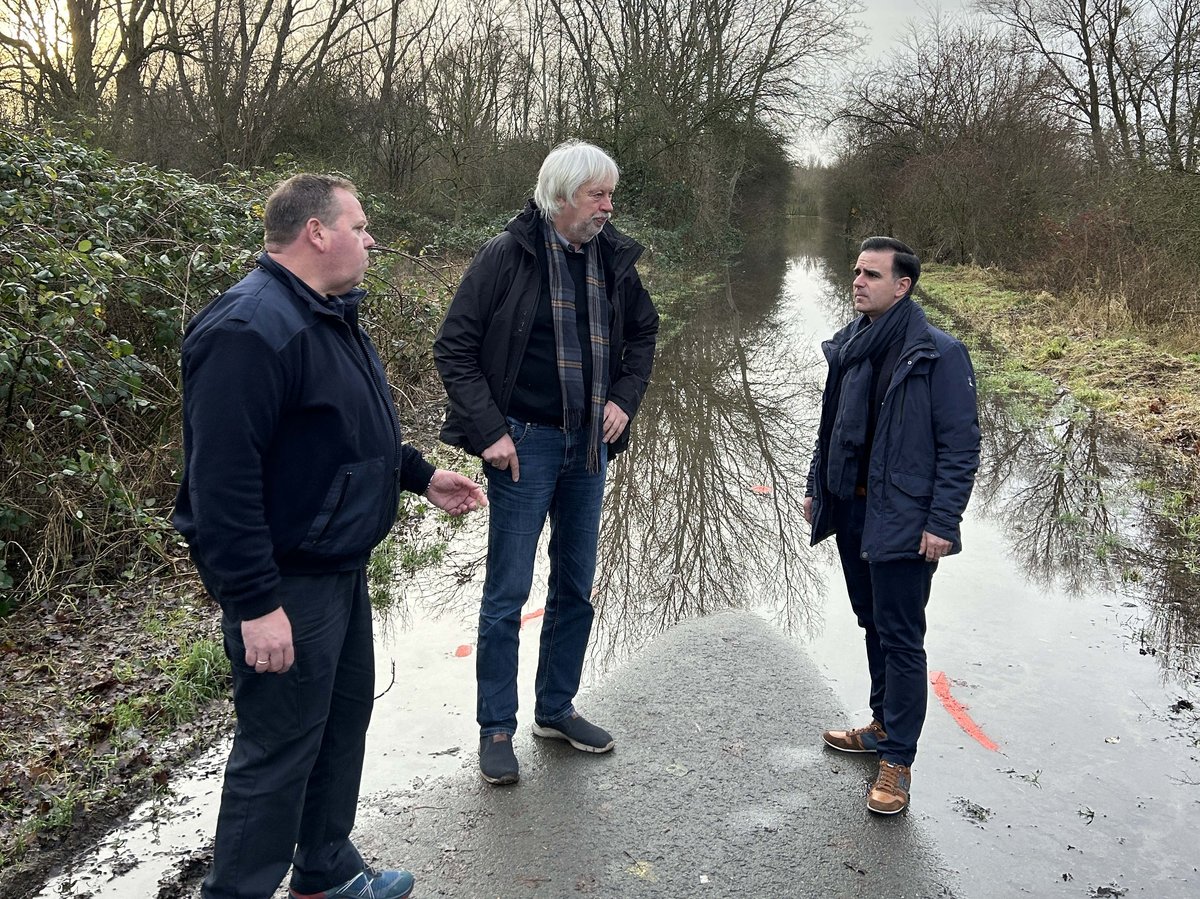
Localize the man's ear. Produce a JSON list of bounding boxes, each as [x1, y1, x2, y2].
[[303, 216, 325, 250], [895, 276, 912, 299]]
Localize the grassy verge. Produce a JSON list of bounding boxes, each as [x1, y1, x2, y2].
[[919, 265, 1200, 462]]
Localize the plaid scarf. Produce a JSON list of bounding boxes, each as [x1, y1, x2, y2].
[[543, 221, 610, 473]]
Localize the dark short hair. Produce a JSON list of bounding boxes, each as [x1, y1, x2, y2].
[[860, 236, 920, 290], [264, 173, 357, 247]]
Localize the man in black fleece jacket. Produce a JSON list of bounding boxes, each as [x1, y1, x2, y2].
[[174, 174, 484, 899]]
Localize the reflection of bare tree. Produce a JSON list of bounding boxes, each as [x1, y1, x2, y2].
[[979, 398, 1121, 593], [589, 272, 828, 666], [975, 389, 1200, 680]]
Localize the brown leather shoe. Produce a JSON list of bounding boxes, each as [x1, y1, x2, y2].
[[867, 759, 911, 815], [822, 720, 886, 753]]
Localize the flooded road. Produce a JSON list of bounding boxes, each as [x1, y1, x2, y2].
[[39, 218, 1200, 897]]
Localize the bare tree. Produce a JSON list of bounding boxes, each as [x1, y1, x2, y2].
[[980, 0, 1123, 169], [0, 0, 169, 121], [158, 0, 364, 166]]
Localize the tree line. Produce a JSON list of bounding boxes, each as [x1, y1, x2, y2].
[[823, 0, 1200, 330], [0, 0, 859, 611], [0, 0, 855, 240]]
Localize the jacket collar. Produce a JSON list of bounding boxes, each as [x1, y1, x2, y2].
[[257, 253, 367, 321], [506, 199, 644, 280]]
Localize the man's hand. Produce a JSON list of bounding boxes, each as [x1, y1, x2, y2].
[[482, 433, 519, 481], [242, 607, 294, 674], [602, 401, 629, 444], [803, 496, 813, 524], [919, 531, 952, 562], [426, 468, 487, 515]]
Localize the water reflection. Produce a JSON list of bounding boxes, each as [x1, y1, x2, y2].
[[973, 388, 1200, 679], [591, 264, 828, 664], [404, 214, 1200, 686]]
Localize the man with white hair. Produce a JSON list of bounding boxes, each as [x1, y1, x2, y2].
[[434, 140, 659, 785]]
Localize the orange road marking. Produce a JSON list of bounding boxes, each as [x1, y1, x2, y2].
[[930, 670, 999, 751], [455, 607, 544, 657]]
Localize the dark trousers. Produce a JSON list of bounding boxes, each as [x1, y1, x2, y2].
[[203, 569, 374, 899], [833, 498, 935, 767]]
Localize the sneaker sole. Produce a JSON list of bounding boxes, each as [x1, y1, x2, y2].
[[867, 801, 909, 815], [532, 723, 615, 753], [822, 735, 879, 753], [480, 769, 519, 785]]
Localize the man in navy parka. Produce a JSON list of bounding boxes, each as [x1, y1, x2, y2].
[[804, 236, 980, 816], [174, 174, 484, 899]]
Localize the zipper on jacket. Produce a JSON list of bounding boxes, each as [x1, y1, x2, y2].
[[348, 319, 403, 477]]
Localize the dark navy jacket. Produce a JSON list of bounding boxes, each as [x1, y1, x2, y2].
[[433, 200, 659, 456], [806, 301, 980, 561], [173, 255, 435, 621]]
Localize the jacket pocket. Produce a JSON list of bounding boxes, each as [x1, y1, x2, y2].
[[298, 456, 392, 556], [890, 469, 933, 498], [506, 416, 533, 448]]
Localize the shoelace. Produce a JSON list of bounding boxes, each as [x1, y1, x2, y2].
[[876, 762, 905, 793]]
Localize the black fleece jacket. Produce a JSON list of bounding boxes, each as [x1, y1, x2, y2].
[[173, 255, 435, 621]]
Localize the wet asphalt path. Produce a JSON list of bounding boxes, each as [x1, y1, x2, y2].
[[345, 612, 956, 899]]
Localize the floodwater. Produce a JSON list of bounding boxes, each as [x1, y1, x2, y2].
[[38, 218, 1200, 897]]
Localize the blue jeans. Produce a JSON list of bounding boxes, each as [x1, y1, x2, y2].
[[477, 419, 607, 736], [833, 497, 935, 767]]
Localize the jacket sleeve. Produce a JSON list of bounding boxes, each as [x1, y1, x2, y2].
[[926, 340, 981, 543], [806, 438, 820, 498], [607, 268, 659, 420], [433, 241, 510, 453], [180, 325, 285, 621]]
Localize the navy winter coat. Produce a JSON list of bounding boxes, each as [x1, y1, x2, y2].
[[433, 201, 659, 456], [806, 302, 980, 561], [173, 255, 435, 621]]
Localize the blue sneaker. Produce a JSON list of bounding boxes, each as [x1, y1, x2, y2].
[[532, 712, 615, 753], [289, 868, 414, 899], [479, 733, 520, 785]]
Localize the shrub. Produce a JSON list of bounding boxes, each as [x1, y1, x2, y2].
[[0, 128, 268, 611]]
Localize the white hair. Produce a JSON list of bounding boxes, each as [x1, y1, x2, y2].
[[533, 139, 620, 220]]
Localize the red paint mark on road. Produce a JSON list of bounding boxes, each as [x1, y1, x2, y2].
[[930, 670, 999, 751], [455, 607, 543, 656]]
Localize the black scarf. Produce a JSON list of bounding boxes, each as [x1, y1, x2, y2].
[[825, 296, 915, 500]]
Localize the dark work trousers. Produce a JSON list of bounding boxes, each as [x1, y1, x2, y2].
[[203, 569, 374, 899], [832, 497, 936, 768]]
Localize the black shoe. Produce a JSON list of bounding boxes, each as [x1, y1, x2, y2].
[[532, 712, 615, 753], [479, 733, 519, 785]]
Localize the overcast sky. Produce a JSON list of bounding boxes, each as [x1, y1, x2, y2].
[[859, 0, 976, 54], [792, 0, 977, 159]]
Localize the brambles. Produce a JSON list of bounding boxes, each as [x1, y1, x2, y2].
[[0, 128, 267, 613]]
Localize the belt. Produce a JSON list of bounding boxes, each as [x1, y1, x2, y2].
[[855, 485, 867, 497]]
